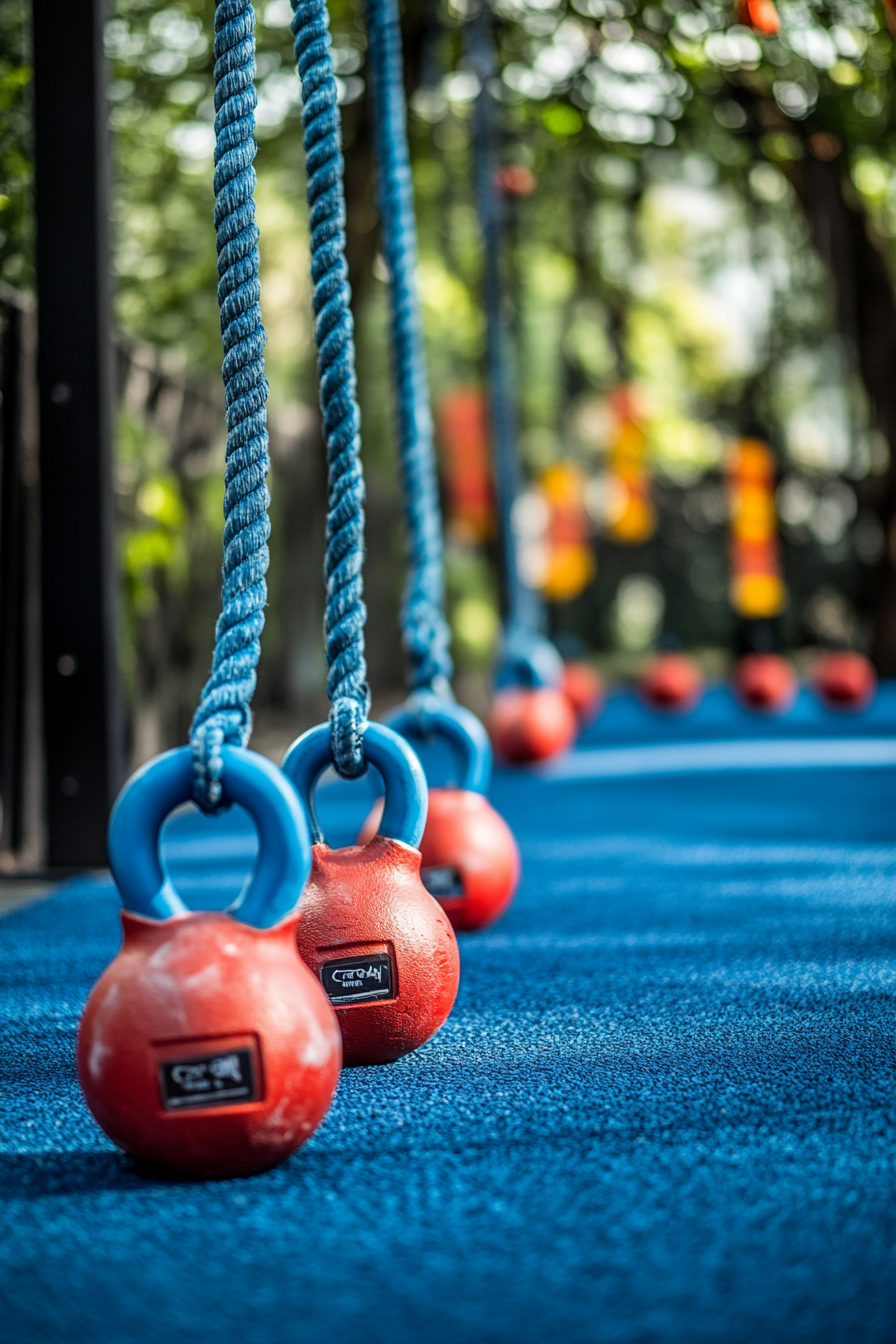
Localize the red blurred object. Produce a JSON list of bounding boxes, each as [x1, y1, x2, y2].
[[436, 388, 494, 543], [495, 164, 536, 198], [815, 651, 877, 711], [737, 0, 780, 34], [78, 911, 341, 1179], [359, 790, 521, 933], [734, 653, 798, 714], [639, 653, 704, 713], [296, 836, 460, 1066], [885, 0, 896, 40], [562, 661, 604, 724], [488, 686, 577, 764]]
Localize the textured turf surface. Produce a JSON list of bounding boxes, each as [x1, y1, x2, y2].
[[579, 680, 896, 745], [3, 692, 896, 1343]]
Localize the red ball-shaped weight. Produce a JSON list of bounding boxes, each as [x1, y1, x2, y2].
[[734, 653, 798, 714], [638, 652, 704, 713], [561, 661, 604, 725], [296, 836, 460, 1067], [815, 650, 877, 710], [488, 686, 577, 764], [358, 790, 521, 933], [78, 911, 341, 1180], [422, 789, 520, 932]]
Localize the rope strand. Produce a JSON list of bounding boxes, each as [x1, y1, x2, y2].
[[190, 0, 271, 811], [366, 0, 453, 697], [292, 0, 370, 777], [467, 13, 542, 637]]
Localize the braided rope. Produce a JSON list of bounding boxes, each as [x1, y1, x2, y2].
[[292, 0, 370, 777], [190, 0, 271, 810], [468, 15, 541, 637], [366, 0, 453, 697]]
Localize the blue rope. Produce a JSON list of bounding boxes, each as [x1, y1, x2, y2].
[[292, 0, 370, 778], [366, 0, 454, 698], [467, 16, 542, 639], [190, 0, 271, 811]]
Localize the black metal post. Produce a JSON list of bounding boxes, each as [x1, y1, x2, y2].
[[32, 0, 122, 867], [0, 301, 27, 855]]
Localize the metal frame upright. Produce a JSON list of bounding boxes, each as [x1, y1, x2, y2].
[[30, 0, 122, 867]]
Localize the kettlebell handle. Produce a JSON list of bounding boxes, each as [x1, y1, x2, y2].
[[107, 746, 312, 929], [387, 695, 492, 795], [282, 722, 428, 849], [494, 626, 563, 691]]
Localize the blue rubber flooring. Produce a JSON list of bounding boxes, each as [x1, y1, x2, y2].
[[2, 690, 896, 1343], [579, 680, 896, 745]]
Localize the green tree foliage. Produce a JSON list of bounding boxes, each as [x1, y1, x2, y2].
[[4, 0, 896, 708], [0, 0, 32, 288]]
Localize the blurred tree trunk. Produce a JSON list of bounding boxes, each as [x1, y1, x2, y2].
[[788, 149, 896, 672]]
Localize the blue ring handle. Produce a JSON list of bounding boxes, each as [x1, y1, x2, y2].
[[494, 627, 564, 691], [107, 746, 312, 929], [387, 694, 492, 795], [282, 721, 428, 849]]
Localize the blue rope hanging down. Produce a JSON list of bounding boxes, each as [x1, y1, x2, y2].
[[292, 0, 370, 778], [366, 0, 454, 699], [190, 0, 272, 811], [467, 14, 542, 640]]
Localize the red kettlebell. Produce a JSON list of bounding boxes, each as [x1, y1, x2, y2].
[[638, 651, 704, 713], [77, 747, 341, 1180], [358, 791, 519, 932], [282, 722, 460, 1067], [360, 698, 520, 932], [561, 660, 604, 725], [815, 650, 877, 711], [734, 652, 798, 714], [489, 685, 577, 764]]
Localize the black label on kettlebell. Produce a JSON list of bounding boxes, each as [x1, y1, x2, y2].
[[321, 953, 394, 1005], [159, 1048, 257, 1110], [422, 865, 465, 899]]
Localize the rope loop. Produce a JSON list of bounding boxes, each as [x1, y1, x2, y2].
[[190, 0, 271, 811], [292, 0, 370, 778], [366, 0, 453, 695]]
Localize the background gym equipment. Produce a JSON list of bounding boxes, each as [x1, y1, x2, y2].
[[638, 650, 705, 714], [373, 700, 520, 931], [361, 0, 520, 930], [466, 9, 578, 764], [815, 649, 878, 710]]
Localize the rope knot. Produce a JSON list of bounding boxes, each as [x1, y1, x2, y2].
[[191, 720, 227, 813], [329, 697, 369, 779]]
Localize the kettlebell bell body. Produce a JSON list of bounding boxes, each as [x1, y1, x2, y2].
[[561, 660, 604, 725], [489, 685, 577, 764], [734, 652, 797, 714], [77, 747, 342, 1180], [815, 650, 876, 711], [638, 652, 704, 713], [381, 698, 520, 932], [489, 629, 577, 764], [283, 723, 460, 1067]]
